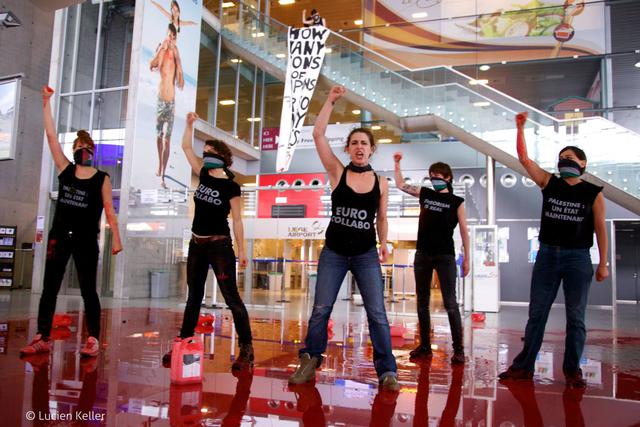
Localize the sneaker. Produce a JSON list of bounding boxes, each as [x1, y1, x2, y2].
[[379, 374, 401, 392], [451, 351, 465, 365], [21, 353, 50, 372], [409, 345, 433, 361], [20, 334, 50, 356], [232, 343, 255, 373], [288, 353, 320, 385], [80, 337, 100, 358], [565, 369, 587, 389], [498, 367, 534, 381]]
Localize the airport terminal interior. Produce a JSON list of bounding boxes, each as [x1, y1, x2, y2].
[[0, 0, 640, 425]]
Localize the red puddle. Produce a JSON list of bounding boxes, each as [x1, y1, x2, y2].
[[1, 307, 640, 426]]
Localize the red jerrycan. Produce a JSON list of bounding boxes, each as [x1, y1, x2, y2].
[[170, 336, 205, 384], [52, 314, 72, 328], [169, 382, 203, 426]]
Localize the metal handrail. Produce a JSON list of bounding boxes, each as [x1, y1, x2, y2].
[[225, 0, 640, 130]]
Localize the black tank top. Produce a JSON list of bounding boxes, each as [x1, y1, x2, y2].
[[325, 168, 380, 256], [192, 168, 241, 237], [51, 164, 108, 235], [538, 175, 603, 249], [416, 188, 464, 255]]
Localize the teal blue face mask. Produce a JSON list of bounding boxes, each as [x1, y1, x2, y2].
[[431, 178, 448, 192], [203, 152, 226, 170]]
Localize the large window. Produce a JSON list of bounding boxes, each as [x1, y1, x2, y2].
[[56, 0, 134, 191]]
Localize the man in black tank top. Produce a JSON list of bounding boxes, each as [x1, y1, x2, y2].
[[394, 153, 470, 365], [21, 87, 123, 360], [289, 86, 399, 392], [499, 113, 609, 389]]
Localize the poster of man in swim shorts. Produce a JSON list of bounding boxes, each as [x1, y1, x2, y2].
[[130, 0, 202, 191]]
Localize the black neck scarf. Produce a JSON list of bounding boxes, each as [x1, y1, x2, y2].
[[346, 162, 373, 173]]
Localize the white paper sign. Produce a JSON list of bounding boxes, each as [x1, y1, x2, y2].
[[276, 26, 330, 172]]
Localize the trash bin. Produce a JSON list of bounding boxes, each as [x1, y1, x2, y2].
[[150, 270, 170, 298], [308, 272, 317, 298], [268, 272, 283, 292]]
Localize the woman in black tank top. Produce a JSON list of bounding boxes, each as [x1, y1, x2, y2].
[[394, 153, 469, 365], [288, 86, 399, 392], [162, 112, 254, 373], [20, 86, 123, 359], [499, 112, 609, 389]]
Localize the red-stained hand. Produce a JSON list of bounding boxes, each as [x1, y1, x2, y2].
[[515, 112, 528, 129], [393, 152, 403, 163]]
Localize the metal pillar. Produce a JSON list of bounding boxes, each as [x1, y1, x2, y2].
[[486, 156, 496, 225]]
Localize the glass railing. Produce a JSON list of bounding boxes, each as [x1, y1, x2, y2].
[[220, 1, 640, 202]]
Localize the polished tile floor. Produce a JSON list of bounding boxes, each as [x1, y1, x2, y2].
[[1, 290, 640, 426]]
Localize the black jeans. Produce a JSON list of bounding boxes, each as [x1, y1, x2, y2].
[[180, 238, 252, 343], [38, 231, 101, 339], [413, 252, 463, 352]]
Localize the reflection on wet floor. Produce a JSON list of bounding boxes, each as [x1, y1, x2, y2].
[[1, 306, 640, 426]]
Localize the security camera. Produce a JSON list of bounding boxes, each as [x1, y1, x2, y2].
[[0, 11, 21, 28]]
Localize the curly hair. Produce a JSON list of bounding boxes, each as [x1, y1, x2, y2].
[[204, 139, 233, 167]]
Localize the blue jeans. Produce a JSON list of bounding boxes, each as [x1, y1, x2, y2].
[[300, 246, 397, 379], [511, 243, 593, 374]]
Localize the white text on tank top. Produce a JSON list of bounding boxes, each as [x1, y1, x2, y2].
[[331, 207, 371, 230], [59, 185, 90, 209], [423, 198, 451, 212], [543, 196, 586, 223], [195, 183, 222, 205]]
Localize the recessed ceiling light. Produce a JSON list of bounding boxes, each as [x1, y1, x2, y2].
[[412, 12, 428, 19], [276, 53, 286, 58], [247, 117, 261, 122], [352, 109, 361, 115], [469, 79, 489, 85], [230, 58, 242, 63], [278, 0, 295, 4], [473, 101, 490, 107], [354, 19, 363, 25], [251, 32, 265, 38], [371, 125, 381, 130], [222, 2, 235, 8], [378, 138, 392, 143], [501, 60, 507, 64], [219, 99, 235, 105], [325, 48, 333, 53], [479, 64, 491, 71]]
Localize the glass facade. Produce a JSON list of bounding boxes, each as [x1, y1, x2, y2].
[[37, 0, 637, 309], [49, 0, 134, 297]]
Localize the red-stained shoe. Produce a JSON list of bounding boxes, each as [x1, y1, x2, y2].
[[20, 334, 50, 357], [79, 337, 100, 358]]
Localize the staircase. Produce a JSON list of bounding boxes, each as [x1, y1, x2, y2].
[[219, 3, 640, 214]]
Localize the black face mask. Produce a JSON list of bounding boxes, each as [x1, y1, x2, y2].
[[346, 162, 373, 173], [558, 158, 584, 178], [73, 148, 93, 166]]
